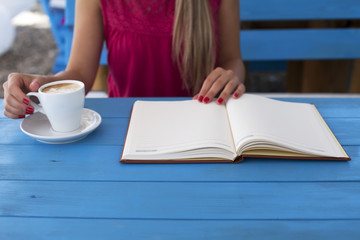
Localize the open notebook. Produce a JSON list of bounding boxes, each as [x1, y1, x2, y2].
[[121, 94, 350, 163]]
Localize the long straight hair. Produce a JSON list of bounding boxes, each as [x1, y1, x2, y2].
[[172, 0, 215, 94]]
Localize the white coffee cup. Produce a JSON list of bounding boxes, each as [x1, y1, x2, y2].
[[27, 80, 85, 132]]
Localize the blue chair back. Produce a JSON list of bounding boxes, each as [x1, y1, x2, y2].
[[240, 0, 360, 61]]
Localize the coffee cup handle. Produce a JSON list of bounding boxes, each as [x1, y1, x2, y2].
[[26, 92, 46, 114]]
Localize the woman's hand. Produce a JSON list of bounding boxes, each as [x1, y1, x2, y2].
[[2, 73, 49, 119], [194, 0, 246, 105], [193, 67, 245, 105]]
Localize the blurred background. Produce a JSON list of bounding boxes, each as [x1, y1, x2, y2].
[[0, 0, 359, 98], [0, 0, 57, 97]]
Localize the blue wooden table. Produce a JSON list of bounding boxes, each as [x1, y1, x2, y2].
[[1, 97, 360, 239]]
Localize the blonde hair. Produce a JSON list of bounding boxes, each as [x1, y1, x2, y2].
[[172, 0, 215, 94]]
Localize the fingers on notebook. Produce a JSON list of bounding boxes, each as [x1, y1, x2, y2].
[[197, 67, 244, 105]]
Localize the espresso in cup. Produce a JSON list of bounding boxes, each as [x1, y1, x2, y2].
[[42, 83, 82, 94], [27, 80, 85, 132]]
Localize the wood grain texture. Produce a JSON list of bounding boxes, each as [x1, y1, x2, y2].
[[64, 0, 360, 24], [1, 98, 360, 239], [84, 97, 360, 118], [0, 181, 359, 219], [240, 29, 360, 61], [1, 116, 359, 146], [0, 145, 358, 182], [238, 1, 360, 92], [1, 98, 360, 147], [239, 0, 360, 21], [1, 218, 359, 240]]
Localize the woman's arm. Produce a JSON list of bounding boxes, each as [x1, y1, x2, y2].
[[196, 0, 246, 104], [3, 0, 103, 119], [61, 0, 104, 93]]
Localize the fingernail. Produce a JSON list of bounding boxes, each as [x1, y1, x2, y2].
[[18, 115, 26, 119], [198, 96, 204, 102], [217, 98, 224, 105], [26, 106, 34, 114], [203, 97, 210, 104], [23, 98, 30, 105], [233, 92, 240, 98]]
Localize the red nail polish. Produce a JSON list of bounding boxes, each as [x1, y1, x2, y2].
[[203, 97, 210, 104], [233, 92, 240, 98], [18, 115, 26, 119], [23, 98, 30, 105], [198, 96, 204, 102], [217, 98, 224, 104], [26, 106, 34, 114]]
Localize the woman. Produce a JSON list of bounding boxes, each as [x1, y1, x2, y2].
[[3, 0, 245, 119]]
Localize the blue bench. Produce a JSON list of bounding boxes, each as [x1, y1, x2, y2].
[[240, 0, 360, 61], [44, 0, 360, 88], [239, 0, 360, 92]]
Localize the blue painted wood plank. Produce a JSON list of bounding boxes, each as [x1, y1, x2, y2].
[[1, 96, 359, 239], [241, 29, 360, 61], [0, 118, 125, 145], [272, 97, 360, 118], [1, 115, 358, 146], [327, 118, 360, 145], [1, 218, 359, 240], [0, 181, 359, 219], [64, 0, 75, 26], [83, 97, 360, 118], [0, 145, 358, 182], [240, 0, 360, 21], [2, 97, 360, 119], [1, 100, 360, 147], [65, 0, 360, 25], [2, 98, 359, 147]]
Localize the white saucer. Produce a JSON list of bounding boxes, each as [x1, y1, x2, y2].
[[20, 108, 102, 144]]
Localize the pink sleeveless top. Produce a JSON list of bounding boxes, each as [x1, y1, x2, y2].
[[99, 0, 221, 97]]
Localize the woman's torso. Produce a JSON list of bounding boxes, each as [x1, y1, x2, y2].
[[100, 0, 221, 97]]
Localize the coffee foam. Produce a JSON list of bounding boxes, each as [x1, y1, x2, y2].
[[42, 83, 82, 94]]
